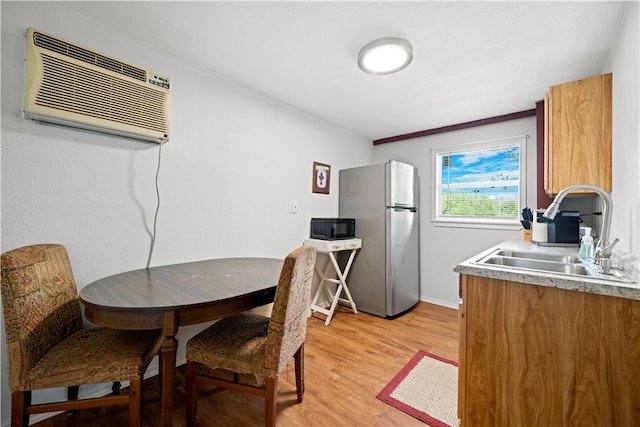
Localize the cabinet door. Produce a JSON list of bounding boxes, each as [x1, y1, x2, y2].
[[545, 73, 612, 196], [459, 276, 564, 426]]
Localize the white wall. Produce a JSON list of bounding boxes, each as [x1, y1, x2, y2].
[[374, 117, 538, 307], [604, 1, 640, 275], [0, 2, 372, 424]]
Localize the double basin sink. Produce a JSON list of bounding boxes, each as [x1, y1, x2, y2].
[[474, 249, 631, 283]]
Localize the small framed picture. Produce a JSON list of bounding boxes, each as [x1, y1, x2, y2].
[[312, 162, 331, 194]]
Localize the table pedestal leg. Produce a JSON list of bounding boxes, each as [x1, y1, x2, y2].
[[160, 311, 178, 427]]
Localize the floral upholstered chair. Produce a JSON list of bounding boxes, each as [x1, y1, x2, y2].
[[1, 244, 162, 427], [185, 245, 317, 427]]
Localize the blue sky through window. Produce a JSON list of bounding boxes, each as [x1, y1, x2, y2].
[[442, 147, 519, 187]]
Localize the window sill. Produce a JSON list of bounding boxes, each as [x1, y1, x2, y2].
[[431, 218, 523, 231]]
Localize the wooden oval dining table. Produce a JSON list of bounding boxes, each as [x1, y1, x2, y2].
[[79, 257, 283, 427]]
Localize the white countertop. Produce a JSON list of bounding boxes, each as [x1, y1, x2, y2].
[[454, 240, 640, 301]]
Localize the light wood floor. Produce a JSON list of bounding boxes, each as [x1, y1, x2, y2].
[[33, 302, 459, 426]]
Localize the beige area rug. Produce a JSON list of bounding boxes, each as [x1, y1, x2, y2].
[[376, 350, 459, 427]]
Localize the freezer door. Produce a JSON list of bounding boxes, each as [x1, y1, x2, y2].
[[386, 207, 420, 316], [386, 160, 418, 208]]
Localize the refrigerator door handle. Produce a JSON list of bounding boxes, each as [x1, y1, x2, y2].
[[391, 206, 417, 212]]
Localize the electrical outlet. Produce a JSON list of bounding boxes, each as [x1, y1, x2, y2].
[[292, 201, 299, 213]]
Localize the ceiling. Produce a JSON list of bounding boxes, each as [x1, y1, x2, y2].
[[59, 1, 627, 141]]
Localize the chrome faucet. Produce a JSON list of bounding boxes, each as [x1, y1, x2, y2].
[[543, 184, 619, 272]]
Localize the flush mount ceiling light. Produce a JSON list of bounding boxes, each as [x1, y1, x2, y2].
[[357, 37, 413, 75]]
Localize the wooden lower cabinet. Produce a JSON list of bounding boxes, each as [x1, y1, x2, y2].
[[458, 274, 640, 426]]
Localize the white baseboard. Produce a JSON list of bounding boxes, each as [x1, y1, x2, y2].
[[419, 296, 459, 310]]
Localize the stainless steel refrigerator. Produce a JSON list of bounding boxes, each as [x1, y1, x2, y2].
[[339, 160, 419, 318]]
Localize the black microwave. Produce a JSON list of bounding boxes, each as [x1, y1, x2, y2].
[[310, 218, 356, 240]]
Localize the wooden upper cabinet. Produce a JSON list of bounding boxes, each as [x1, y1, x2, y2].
[[544, 73, 612, 196]]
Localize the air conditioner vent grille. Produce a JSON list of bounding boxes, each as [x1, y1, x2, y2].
[[33, 31, 146, 82], [33, 54, 169, 133]]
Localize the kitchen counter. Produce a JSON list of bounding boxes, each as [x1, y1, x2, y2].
[[454, 239, 640, 301]]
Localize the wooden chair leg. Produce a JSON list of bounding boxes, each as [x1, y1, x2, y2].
[[265, 376, 278, 427], [128, 379, 142, 427], [11, 390, 29, 427], [294, 344, 304, 402], [185, 361, 199, 427]]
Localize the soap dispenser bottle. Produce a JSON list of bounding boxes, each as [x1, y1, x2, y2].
[[578, 227, 595, 261]]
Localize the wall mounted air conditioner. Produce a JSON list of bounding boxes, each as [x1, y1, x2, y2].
[[24, 27, 171, 144]]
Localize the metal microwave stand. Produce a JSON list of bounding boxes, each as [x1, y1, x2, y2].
[[303, 238, 361, 325]]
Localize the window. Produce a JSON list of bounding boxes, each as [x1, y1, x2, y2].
[[432, 136, 527, 229]]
